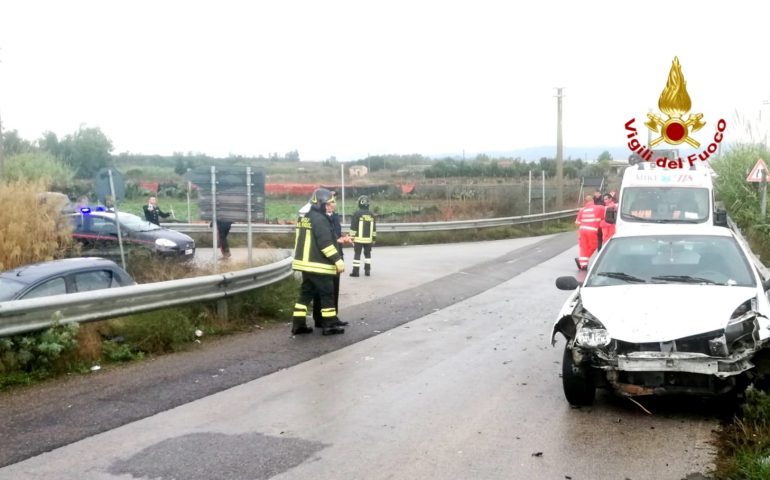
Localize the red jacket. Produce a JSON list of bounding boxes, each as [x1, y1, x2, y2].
[[576, 201, 604, 233]]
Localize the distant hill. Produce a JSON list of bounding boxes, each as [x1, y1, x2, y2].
[[432, 146, 633, 162]]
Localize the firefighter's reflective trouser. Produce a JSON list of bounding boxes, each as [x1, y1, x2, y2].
[[578, 228, 598, 269], [351, 243, 372, 275], [293, 272, 336, 330]]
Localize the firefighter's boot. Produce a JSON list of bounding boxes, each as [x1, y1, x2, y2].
[[322, 326, 345, 335], [350, 267, 360, 277]]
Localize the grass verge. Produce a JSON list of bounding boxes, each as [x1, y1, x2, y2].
[[711, 143, 770, 478]]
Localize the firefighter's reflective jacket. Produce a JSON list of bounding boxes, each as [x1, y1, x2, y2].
[[292, 209, 341, 275], [350, 208, 376, 244]]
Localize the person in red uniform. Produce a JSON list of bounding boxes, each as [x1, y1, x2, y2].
[[599, 192, 617, 248], [575, 194, 604, 270]]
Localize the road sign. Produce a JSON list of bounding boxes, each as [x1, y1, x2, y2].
[[747, 159, 768, 183], [94, 168, 125, 205], [188, 166, 266, 222]]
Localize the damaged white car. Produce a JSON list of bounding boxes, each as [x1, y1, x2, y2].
[[553, 225, 770, 406]]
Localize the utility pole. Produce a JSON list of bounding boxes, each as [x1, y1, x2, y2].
[[555, 87, 564, 208]]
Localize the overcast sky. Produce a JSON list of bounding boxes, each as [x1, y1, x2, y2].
[[1, 0, 769, 161]]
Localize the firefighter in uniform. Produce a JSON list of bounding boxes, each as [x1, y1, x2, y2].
[[575, 194, 603, 270], [291, 188, 346, 336], [349, 195, 376, 277], [313, 192, 352, 327]]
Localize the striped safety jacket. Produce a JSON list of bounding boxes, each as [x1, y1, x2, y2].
[[575, 203, 604, 233], [292, 209, 342, 275], [350, 208, 376, 244]]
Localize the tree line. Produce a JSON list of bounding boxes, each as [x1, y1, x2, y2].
[[1, 123, 614, 185]]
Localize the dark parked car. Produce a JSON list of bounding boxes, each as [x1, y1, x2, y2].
[[68, 210, 196, 260], [0, 257, 135, 301]]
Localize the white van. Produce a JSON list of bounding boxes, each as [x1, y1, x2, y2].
[[607, 162, 726, 230]]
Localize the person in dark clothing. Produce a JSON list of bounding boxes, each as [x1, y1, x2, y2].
[[291, 188, 346, 336], [216, 220, 233, 258], [313, 193, 352, 327], [143, 196, 171, 225], [594, 194, 606, 251]]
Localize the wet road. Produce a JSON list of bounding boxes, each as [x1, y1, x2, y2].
[[0, 235, 717, 479]]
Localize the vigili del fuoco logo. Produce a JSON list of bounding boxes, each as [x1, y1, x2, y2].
[[624, 56, 727, 169]]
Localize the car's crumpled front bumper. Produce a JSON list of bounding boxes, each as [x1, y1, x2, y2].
[[597, 349, 756, 377]]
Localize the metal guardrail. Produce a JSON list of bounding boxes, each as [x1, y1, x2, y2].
[[162, 208, 580, 234], [0, 209, 578, 337], [727, 216, 770, 280], [0, 256, 294, 337]]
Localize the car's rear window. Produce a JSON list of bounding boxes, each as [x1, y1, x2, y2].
[[0, 278, 26, 301]]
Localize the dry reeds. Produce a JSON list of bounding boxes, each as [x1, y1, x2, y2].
[[0, 181, 73, 271]]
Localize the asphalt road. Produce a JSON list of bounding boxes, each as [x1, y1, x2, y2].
[[0, 234, 718, 479]]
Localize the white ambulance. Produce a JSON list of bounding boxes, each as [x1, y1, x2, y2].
[[607, 161, 726, 230]]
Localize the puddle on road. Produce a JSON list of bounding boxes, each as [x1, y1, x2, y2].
[[109, 432, 328, 480]]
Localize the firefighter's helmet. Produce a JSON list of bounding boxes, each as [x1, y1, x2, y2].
[[309, 188, 333, 211], [357, 195, 370, 209]]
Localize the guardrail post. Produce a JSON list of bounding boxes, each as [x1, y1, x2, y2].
[[217, 299, 228, 321]]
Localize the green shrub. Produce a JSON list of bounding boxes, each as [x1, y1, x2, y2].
[[2, 152, 75, 189], [715, 388, 770, 480], [712, 144, 770, 229], [227, 276, 299, 324], [0, 316, 80, 381], [108, 309, 197, 354], [102, 340, 144, 363]]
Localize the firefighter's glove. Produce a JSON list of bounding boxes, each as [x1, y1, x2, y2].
[[335, 260, 345, 273]]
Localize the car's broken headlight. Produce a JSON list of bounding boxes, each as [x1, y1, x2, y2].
[[725, 298, 758, 351], [575, 328, 611, 348], [574, 310, 611, 348]]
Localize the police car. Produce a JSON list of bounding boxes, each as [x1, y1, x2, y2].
[[607, 162, 726, 230], [552, 223, 770, 405], [68, 208, 196, 260]]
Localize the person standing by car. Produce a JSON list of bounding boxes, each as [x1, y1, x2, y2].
[[599, 192, 617, 247], [349, 195, 376, 277], [575, 194, 603, 270], [313, 192, 352, 328], [291, 188, 346, 336], [143, 196, 171, 226], [216, 220, 233, 259]]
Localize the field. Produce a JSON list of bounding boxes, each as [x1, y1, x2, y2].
[[116, 197, 537, 224]]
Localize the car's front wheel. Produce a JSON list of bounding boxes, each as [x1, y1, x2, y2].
[[562, 344, 596, 406]]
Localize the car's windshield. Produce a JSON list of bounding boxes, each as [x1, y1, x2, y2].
[[620, 187, 709, 223], [0, 278, 27, 301], [585, 235, 755, 287], [116, 213, 162, 232]]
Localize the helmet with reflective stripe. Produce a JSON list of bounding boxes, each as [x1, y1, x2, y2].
[[310, 188, 333, 211], [357, 195, 370, 209]]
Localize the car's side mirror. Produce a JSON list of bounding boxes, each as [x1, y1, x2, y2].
[[604, 207, 616, 224], [763, 278, 770, 292], [714, 209, 727, 227], [555, 276, 580, 290]]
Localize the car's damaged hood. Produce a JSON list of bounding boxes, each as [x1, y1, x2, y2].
[[581, 285, 757, 343]]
